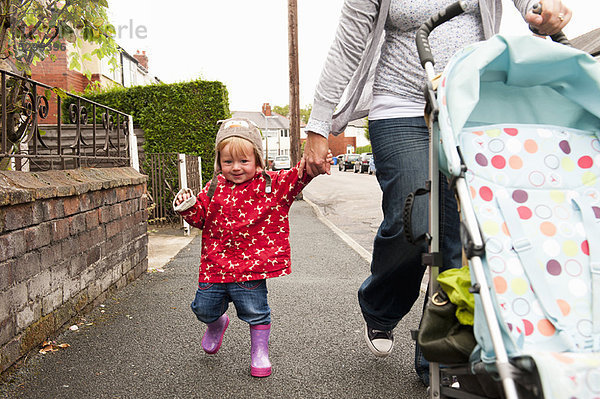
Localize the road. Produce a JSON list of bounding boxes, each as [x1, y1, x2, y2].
[[303, 167, 383, 255]]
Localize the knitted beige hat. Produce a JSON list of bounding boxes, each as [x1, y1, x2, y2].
[[208, 117, 271, 197], [214, 118, 265, 171]]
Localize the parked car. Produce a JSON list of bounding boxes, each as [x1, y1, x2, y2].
[[354, 153, 372, 173], [272, 155, 291, 171], [368, 155, 376, 175], [336, 154, 344, 166], [338, 153, 361, 171]]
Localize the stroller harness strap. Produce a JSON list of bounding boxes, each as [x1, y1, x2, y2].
[[571, 197, 600, 337], [498, 195, 599, 352], [498, 196, 576, 351]]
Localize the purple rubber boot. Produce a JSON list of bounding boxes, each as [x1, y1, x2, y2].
[[201, 314, 229, 354], [250, 324, 272, 377]]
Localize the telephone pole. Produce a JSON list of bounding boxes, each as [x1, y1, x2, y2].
[[288, 0, 301, 166]]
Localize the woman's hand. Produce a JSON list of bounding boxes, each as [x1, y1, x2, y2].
[[303, 131, 331, 177], [525, 0, 571, 36]]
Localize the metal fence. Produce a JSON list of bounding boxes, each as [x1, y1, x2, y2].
[[0, 69, 133, 171]]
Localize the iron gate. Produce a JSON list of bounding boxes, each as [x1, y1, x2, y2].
[[140, 152, 202, 227]]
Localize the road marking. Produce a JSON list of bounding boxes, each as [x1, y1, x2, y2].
[[303, 197, 429, 293]]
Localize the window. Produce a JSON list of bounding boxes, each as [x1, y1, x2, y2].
[[101, 55, 121, 84]]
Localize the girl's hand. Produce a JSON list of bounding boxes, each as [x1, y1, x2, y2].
[[299, 156, 306, 177], [326, 149, 334, 165], [175, 189, 192, 206]]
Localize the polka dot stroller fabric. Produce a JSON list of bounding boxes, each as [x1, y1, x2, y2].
[[435, 35, 600, 398]]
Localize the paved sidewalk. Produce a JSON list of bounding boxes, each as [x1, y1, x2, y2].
[[147, 226, 199, 272], [0, 200, 427, 399]]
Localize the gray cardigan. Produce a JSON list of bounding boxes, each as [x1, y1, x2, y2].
[[307, 0, 536, 136]]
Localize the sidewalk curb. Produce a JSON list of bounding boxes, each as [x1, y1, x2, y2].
[[302, 197, 372, 263]]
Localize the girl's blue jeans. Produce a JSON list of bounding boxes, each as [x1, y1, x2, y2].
[[358, 117, 462, 383], [191, 279, 271, 326]]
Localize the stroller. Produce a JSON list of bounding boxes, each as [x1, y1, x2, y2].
[[412, 2, 600, 398]]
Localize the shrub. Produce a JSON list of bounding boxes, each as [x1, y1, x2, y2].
[[356, 144, 372, 154], [65, 80, 230, 184]]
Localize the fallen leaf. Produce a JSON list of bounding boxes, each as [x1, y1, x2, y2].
[[69, 325, 79, 331], [39, 341, 70, 354]]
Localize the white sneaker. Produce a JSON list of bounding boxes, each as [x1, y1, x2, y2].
[[364, 325, 394, 358]]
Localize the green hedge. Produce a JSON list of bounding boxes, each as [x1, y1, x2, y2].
[[356, 144, 372, 154], [65, 80, 230, 184]]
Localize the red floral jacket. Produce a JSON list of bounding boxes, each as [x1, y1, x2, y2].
[[175, 165, 311, 283]]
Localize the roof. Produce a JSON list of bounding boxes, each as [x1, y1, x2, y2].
[[570, 28, 600, 57], [232, 111, 289, 130]]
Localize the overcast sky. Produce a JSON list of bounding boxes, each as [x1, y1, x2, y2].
[[108, 0, 598, 113]]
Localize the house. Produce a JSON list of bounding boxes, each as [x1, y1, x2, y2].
[[233, 103, 291, 165], [30, 41, 160, 123], [300, 117, 370, 156]]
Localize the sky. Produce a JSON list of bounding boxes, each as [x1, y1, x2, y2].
[[108, 0, 598, 113]]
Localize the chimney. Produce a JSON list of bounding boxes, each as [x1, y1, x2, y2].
[[134, 50, 148, 70], [262, 103, 272, 116]]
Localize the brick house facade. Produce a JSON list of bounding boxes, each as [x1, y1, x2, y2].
[[327, 134, 357, 157], [30, 46, 101, 124], [29, 42, 159, 124]]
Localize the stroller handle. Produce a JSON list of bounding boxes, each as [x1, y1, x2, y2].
[[417, 1, 571, 70], [416, 1, 467, 69], [530, 3, 571, 46]]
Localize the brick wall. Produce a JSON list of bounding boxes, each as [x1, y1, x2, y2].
[[0, 167, 148, 373], [328, 133, 356, 157]]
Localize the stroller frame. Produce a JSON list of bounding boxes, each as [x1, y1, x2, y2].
[[413, 2, 591, 399], [416, 3, 519, 397]]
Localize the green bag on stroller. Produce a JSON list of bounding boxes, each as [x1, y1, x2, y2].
[[417, 266, 476, 363]]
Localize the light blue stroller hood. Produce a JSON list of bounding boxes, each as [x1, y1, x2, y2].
[[438, 34, 600, 177]]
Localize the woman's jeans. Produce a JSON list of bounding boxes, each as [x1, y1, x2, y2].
[[358, 117, 462, 382], [191, 279, 271, 326]]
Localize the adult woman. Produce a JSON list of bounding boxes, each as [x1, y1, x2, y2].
[[303, 0, 570, 384]]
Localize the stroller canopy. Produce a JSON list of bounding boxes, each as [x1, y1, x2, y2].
[[439, 35, 600, 176]]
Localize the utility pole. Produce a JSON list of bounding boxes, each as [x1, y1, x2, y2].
[[288, 0, 301, 166]]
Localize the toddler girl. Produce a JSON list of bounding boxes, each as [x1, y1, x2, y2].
[[173, 117, 330, 377]]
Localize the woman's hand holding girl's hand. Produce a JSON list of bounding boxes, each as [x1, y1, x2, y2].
[[299, 150, 334, 178]]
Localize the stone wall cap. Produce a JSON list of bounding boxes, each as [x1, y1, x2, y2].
[[0, 167, 147, 206]]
